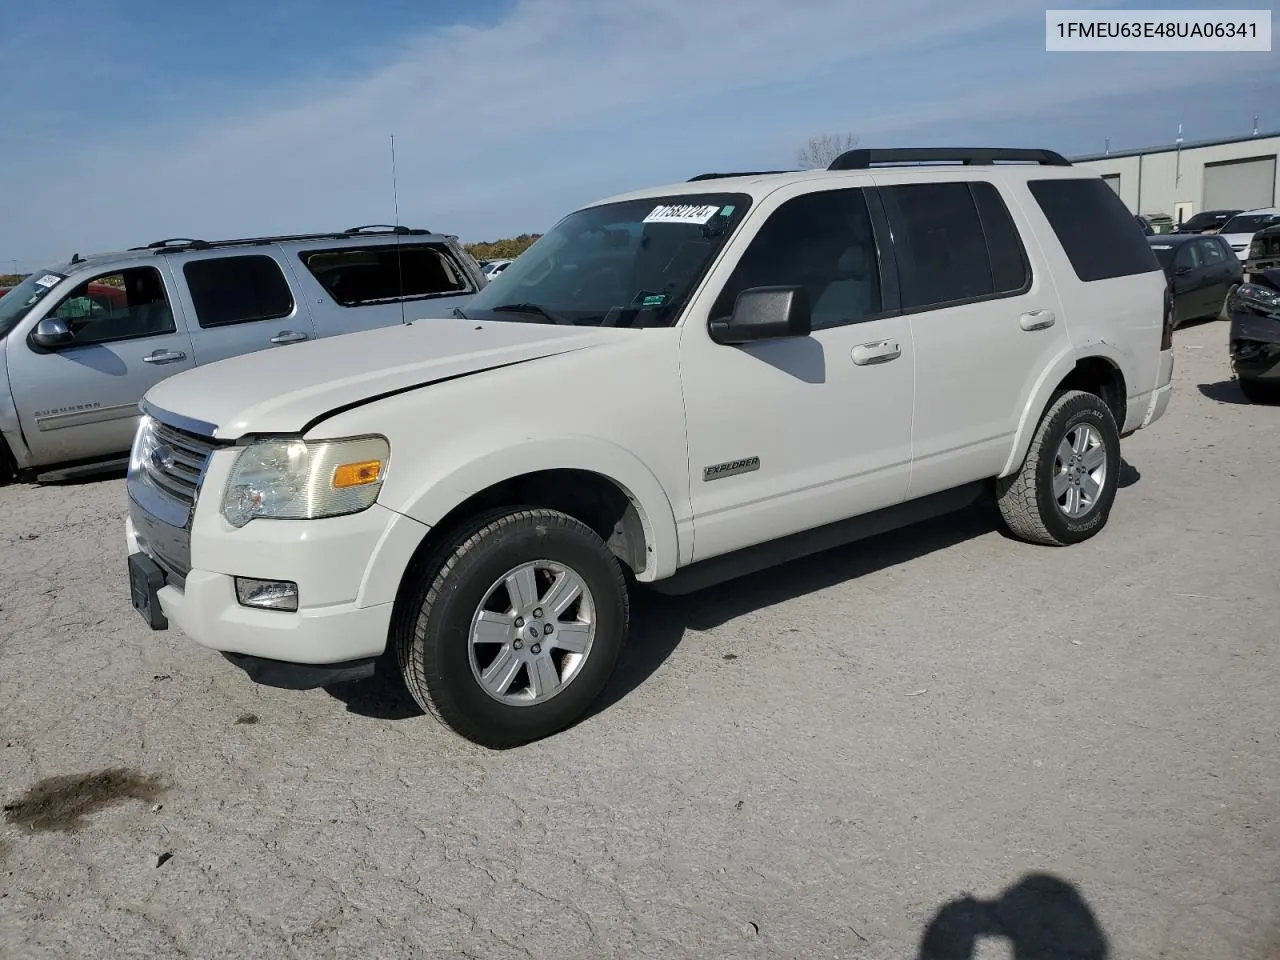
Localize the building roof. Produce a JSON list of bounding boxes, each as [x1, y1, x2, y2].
[[1073, 131, 1280, 162]]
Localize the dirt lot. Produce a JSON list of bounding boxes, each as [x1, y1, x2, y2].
[[1, 318, 1278, 959]]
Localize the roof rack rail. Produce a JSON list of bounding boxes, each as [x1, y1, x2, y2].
[[343, 224, 429, 235], [687, 171, 794, 181], [827, 148, 1072, 170], [130, 227, 436, 255]]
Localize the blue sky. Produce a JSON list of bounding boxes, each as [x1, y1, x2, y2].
[[1, 0, 1276, 270]]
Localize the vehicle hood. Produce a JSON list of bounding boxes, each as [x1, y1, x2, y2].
[[1221, 232, 1256, 249], [143, 317, 626, 439]]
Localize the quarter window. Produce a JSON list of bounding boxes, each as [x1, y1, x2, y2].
[[299, 244, 472, 307], [184, 255, 295, 328], [711, 188, 883, 330], [1027, 177, 1160, 282], [45, 267, 175, 345]]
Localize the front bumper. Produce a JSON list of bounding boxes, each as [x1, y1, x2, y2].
[[125, 496, 428, 669], [1229, 307, 1280, 383]]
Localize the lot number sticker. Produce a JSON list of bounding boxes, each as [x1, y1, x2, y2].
[[643, 204, 722, 226], [35, 274, 62, 288]]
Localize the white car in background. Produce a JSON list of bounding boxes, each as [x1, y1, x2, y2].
[[1218, 208, 1280, 262], [482, 258, 515, 278]]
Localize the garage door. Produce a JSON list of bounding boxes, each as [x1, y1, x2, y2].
[[1203, 155, 1277, 211]]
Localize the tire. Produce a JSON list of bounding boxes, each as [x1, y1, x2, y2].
[[395, 507, 629, 749], [995, 390, 1122, 547], [1238, 378, 1280, 404]]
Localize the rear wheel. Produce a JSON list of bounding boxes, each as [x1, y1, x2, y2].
[[395, 507, 628, 748], [995, 390, 1121, 546]]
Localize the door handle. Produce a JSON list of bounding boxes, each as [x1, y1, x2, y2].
[[1019, 309, 1056, 331], [142, 350, 187, 364], [851, 339, 901, 365], [270, 330, 309, 345]]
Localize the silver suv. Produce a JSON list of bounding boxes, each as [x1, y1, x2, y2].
[[0, 225, 486, 482]]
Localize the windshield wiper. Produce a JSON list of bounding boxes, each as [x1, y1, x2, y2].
[[452, 306, 469, 319], [488, 302, 567, 325]]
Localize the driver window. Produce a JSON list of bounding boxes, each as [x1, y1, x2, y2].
[[47, 267, 176, 346], [711, 188, 882, 330], [1173, 243, 1201, 271]]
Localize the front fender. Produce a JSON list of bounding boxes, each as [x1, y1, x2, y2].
[[384, 434, 684, 582], [998, 341, 1131, 478]]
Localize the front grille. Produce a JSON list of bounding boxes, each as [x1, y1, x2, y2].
[[142, 419, 217, 511]]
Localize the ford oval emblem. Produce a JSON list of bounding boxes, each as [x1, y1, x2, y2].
[[150, 443, 176, 473]]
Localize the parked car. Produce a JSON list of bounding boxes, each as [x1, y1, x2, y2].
[[1218, 208, 1280, 262], [1226, 269, 1280, 403], [1147, 233, 1242, 328], [482, 258, 515, 278], [0, 225, 486, 482], [1244, 220, 1280, 279], [0, 286, 10, 299], [123, 146, 1172, 748], [1174, 209, 1242, 235]]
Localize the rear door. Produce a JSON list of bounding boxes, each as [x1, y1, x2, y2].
[[1195, 237, 1237, 311], [8, 264, 196, 465], [168, 251, 318, 366], [1169, 241, 1209, 324], [291, 239, 482, 336], [870, 174, 1068, 499]]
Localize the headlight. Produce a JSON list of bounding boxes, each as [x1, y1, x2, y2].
[[1235, 283, 1280, 313], [221, 435, 390, 528], [129, 414, 155, 476]]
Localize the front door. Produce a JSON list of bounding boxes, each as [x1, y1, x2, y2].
[[1170, 241, 1211, 324], [166, 251, 318, 366], [1194, 237, 1236, 315], [8, 265, 195, 465], [679, 183, 915, 562]]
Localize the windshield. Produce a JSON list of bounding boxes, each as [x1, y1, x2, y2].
[[461, 192, 752, 327], [1181, 211, 1233, 231], [1221, 213, 1280, 234], [0, 270, 67, 339], [1149, 244, 1175, 269]]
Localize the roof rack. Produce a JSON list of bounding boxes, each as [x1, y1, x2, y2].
[[129, 225, 434, 255], [828, 148, 1072, 170], [687, 171, 795, 181]]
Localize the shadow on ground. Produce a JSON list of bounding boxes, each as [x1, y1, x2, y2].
[[917, 872, 1109, 959], [1198, 380, 1250, 405], [330, 462, 1143, 726]]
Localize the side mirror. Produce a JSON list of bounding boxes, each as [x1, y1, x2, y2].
[[31, 317, 74, 349], [709, 285, 811, 345]]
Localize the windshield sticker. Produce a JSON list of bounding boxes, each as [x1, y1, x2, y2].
[[35, 274, 62, 288], [643, 204, 722, 226], [641, 294, 667, 307], [1151, 244, 1172, 249], [720, 205, 736, 217]]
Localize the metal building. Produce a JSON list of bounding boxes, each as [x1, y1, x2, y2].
[[1072, 131, 1280, 225]]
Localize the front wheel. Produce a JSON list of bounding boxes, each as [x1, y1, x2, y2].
[[395, 507, 629, 748], [995, 390, 1122, 546]]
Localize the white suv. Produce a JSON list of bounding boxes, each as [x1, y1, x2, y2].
[[123, 147, 1174, 748]]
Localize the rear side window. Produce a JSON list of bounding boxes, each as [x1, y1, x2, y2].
[[184, 255, 295, 328], [879, 181, 1030, 310], [1027, 178, 1160, 282], [299, 243, 472, 307]]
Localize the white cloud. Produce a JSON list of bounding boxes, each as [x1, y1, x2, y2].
[[3, 0, 1275, 265]]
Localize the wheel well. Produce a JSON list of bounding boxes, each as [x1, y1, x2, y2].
[[0, 434, 16, 483], [1056, 357, 1126, 428], [395, 468, 649, 603]]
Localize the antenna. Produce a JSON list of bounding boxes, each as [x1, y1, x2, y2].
[[1253, 114, 1260, 136], [391, 133, 408, 326]]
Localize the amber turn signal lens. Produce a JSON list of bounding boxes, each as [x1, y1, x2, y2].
[[332, 460, 383, 488]]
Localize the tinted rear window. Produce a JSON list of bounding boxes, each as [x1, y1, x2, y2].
[[184, 255, 295, 328], [1028, 178, 1160, 282], [880, 180, 1030, 310], [299, 243, 471, 307]]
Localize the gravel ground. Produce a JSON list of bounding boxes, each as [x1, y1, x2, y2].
[[1, 317, 1278, 960]]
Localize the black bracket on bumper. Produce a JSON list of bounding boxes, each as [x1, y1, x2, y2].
[[222, 653, 377, 690]]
